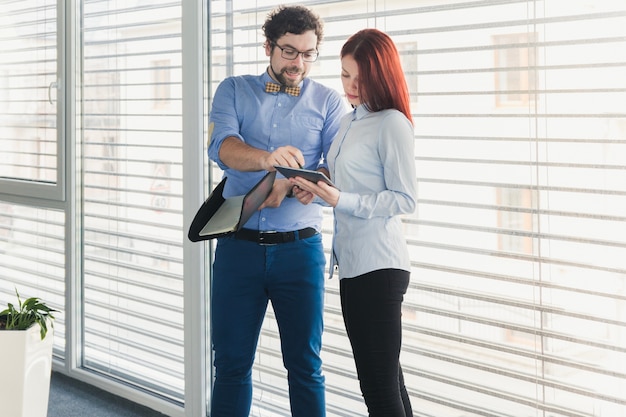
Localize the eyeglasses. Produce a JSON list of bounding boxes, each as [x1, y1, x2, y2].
[[271, 43, 319, 62]]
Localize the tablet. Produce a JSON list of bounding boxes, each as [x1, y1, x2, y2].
[[274, 165, 337, 188]]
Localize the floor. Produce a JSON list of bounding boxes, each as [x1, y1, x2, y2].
[[48, 372, 169, 417]]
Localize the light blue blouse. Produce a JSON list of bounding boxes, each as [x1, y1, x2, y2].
[[327, 105, 418, 279]]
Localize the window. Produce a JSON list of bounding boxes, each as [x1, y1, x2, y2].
[[209, 2, 626, 416], [0, 204, 66, 356], [0, 0, 63, 200], [1, 1, 625, 416], [494, 32, 537, 106], [152, 59, 172, 107], [397, 41, 418, 104], [497, 187, 535, 254], [81, 0, 185, 403]]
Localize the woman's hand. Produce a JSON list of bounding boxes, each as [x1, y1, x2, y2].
[[291, 183, 315, 205], [290, 177, 340, 207]]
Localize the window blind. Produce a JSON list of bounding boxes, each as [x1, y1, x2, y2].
[[0, 204, 66, 355], [0, 0, 58, 185], [210, 1, 626, 416], [81, 0, 185, 403], [1, 1, 624, 415], [0, 0, 65, 359]]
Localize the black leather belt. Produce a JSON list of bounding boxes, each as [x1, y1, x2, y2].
[[234, 227, 318, 245]]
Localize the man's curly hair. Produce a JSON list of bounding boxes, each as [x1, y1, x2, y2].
[[263, 5, 324, 47]]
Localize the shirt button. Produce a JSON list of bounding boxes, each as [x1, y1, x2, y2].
[[272, 123, 277, 128]]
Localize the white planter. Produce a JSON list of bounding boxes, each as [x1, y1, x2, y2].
[[0, 324, 53, 417]]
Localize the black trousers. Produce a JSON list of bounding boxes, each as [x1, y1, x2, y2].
[[340, 269, 413, 417]]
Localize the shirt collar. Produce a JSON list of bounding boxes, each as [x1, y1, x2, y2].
[[353, 104, 370, 120]]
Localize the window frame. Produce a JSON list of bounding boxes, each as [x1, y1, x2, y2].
[[0, 1, 66, 202]]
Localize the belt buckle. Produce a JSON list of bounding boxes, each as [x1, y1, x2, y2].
[[259, 230, 279, 245]]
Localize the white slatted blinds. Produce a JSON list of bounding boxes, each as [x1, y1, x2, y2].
[[210, 1, 626, 416], [0, 204, 66, 354], [0, 0, 61, 197], [0, 0, 66, 361], [1, 1, 624, 415], [81, 0, 185, 403]]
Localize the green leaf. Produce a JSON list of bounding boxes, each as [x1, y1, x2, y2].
[[1, 288, 57, 339]]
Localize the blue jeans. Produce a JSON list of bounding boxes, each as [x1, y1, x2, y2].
[[210, 233, 326, 417]]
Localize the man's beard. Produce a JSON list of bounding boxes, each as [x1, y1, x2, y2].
[[271, 65, 305, 88]]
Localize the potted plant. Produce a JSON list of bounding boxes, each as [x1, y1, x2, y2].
[[0, 288, 57, 417]]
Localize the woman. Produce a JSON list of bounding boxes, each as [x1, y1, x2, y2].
[[291, 28, 417, 416]]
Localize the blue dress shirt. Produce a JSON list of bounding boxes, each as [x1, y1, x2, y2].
[[208, 71, 346, 232], [328, 105, 418, 279]]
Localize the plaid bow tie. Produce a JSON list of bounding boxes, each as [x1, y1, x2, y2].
[[265, 82, 300, 97]]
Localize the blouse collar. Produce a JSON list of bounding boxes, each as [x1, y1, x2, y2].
[[353, 104, 370, 120]]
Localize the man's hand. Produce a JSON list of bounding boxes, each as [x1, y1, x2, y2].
[[263, 146, 305, 171], [219, 138, 304, 172], [259, 178, 293, 209]]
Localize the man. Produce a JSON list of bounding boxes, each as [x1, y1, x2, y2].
[[207, 5, 346, 417]]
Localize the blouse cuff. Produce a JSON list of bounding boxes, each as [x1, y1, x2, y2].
[[334, 192, 358, 213]]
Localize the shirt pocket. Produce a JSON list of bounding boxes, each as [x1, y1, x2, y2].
[[290, 116, 324, 155]]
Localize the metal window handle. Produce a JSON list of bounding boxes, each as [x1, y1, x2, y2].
[[48, 80, 59, 104]]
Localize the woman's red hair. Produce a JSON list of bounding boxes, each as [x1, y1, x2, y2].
[[341, 28, 413, 124]]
